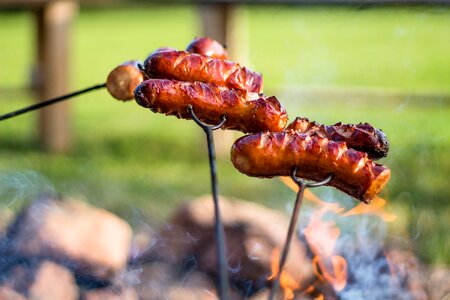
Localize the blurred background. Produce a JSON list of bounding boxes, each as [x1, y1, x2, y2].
[[0, 1, 448, 268]]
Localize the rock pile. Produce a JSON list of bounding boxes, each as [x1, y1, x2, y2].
[[0, 195, 438, 299]]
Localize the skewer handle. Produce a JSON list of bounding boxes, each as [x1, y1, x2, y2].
[[188, 106, 230, 300], [0, 83, 106, 122]]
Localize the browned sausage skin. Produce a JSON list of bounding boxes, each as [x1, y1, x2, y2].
[[134, 79, 287, 133], [186, 37, 228, 60], [143, 50, 263, 94], [151, 47, 177, 54], [106, 60, 144, 101], [231, 131, 390, 203], [286, 117, 389, 160]]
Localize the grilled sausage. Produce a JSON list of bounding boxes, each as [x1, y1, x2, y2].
[[134, 79, 287, 133], [143, 50, 263, 93], [106, 61, 144, 101], [231, 131, 390, 203], [286, 117, 389, 160], [186, 37, 228, 60]]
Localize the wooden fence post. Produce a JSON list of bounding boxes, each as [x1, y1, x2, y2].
[[199, 3, 249, 73], [35, 0, 78, 152], [199, 4, 248, 157]]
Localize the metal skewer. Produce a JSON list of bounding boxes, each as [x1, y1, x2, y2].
[[0, 83, 106, 122], [187, 105, 230, 300], [268, 168, 333, 300]]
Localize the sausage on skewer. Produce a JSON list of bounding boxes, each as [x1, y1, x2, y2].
[[143, 50, 263, 94], [231, 131, 390, 203], [106, 61, 144, 101], [134, 79, 287, 133]]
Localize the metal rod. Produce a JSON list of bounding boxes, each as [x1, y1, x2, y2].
[[268, 168, 332, 300], [0, 83, 106, 122], [187, 105, 229, 300]]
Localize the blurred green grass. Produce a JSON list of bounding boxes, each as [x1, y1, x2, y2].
[[0, 5, 449, 264], [249, 6, 450, 93]]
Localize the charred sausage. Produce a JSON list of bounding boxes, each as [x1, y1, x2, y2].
[[286, 117, 389, 160], [134, 79, 287, 133], [186, 37, 228, 60], [231, 131, 390, 203], [143, 50, 263, 93]]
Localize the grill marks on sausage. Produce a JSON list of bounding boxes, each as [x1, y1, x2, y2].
[[231, 131, 391, 203], [144, 50, 263, 94], [135, 79, 287, 133], [286, 117, 389, 160]]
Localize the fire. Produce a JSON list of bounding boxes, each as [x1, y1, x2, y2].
[[342, 196, 397, 222], [304, 207, 348, 292], [312, 256, 348, 292], [279, 176, 396, 221], [303, 208, 340, 257], [279, 177, 343, 214], [268, 248, 300, 300], [267, 177, 396, 298]]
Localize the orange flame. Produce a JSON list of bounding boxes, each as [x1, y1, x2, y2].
[[312, 255, 348, 292], [279, 177, 396, 222], [268, 248, 300, 300], [304, 208, 340, 257], [304, 206, 348, 291], [342, 196, 397, 222]]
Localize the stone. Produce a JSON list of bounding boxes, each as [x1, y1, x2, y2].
[[132, 262, 178, 299], [28, 261, 79, 300], [7, 197, 133, 281], [426, 265, 450, 300], [165, 287, 218, 300], [131, 261, 228, 300], [0, 286, 26, 300], [0, 260, 78, 300], [385, 248, 428, 300], [82, 286, 137, 300]]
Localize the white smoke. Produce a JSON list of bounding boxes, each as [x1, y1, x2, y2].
[[0, 170, 56, 208]]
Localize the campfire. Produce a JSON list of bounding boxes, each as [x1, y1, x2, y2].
[[0, 191, 433, 299]]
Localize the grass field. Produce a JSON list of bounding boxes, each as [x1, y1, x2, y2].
[[0, 5, 449, 264]]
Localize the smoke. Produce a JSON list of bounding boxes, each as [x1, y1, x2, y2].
[[335, 216, 409, 300], [0, 171, 56, 208]]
